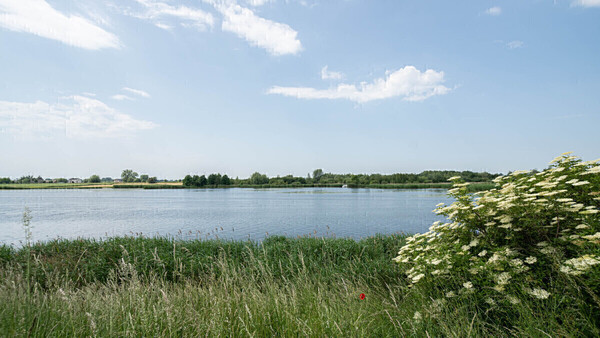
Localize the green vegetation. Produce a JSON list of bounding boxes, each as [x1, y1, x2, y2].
[[0, 183, 105, 190], [180, 170, 500, 190], [0, 153, 598, 335], [395, 152, 600, 336], [2, 169, 499, 190]]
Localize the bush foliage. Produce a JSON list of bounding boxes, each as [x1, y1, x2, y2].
[[395, 152, 600, 325]]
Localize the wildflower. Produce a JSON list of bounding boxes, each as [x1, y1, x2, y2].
[[510, 259, 524, 268], [527, 288, 551, 299], [411, 273, 425, 283], [506, 295, 521, 304], [496, 272, 511, 286], [582, 232, 600, 240], [413, 311, 422, 322], [359, 293, 365, 300], [478, 250, 488, 257], [560, 255, 600, 275], [575, 224, 590, 230], [540, 246, 556, 255], [525, 256, 537, 264], [445, 291, 456, 298], [463, 281, 474, 289], [485, 297, 496, 305]]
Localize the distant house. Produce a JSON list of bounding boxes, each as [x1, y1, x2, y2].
[[113, 179, 123, 183], [44, 179, 53, 183], [68, 178, 82, 184]]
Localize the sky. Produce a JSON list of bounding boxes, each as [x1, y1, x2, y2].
[[1, 0, 599, 179]]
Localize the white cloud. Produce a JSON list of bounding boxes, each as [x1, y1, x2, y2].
[[268, 66, 450, 103], [123, 87, 151, 98], [572, 0, 600, 7], [484, 6, 502, 16], [211, 1, 302, 55], [246, 0, 274, 6], [0, 0, 120, 50], [111, 94, 135, 101], [154, 22, 173, 30], [0, 96, 156, 138], [506, 40, 524, 49], [321, 66, 344, 80], [126, 0, 214, 31]]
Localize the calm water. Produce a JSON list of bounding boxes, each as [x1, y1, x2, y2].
[[0, 188, 453, 246]]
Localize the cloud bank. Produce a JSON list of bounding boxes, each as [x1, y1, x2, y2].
[[268, 66, 450, 103], [0, 96, 157, 138], [0, 0, 120, 50]]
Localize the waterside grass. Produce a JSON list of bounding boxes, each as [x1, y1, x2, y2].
[[1, 234, 596, 336]]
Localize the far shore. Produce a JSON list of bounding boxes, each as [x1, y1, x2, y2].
[[0, 182, 495, 191]]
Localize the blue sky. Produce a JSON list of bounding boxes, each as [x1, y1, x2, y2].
[[1, 0, 599, 179]]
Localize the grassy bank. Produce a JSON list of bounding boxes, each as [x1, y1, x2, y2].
[[1, 234, 596, 336]]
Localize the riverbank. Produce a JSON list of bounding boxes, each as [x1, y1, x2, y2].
[[0, 235, 595, 336], [0, 182, 495, 191]]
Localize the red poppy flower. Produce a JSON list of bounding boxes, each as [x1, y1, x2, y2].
[[359, 293, 365, 300]]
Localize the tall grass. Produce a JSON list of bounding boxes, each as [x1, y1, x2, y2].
[[1, 234, 596, 336]]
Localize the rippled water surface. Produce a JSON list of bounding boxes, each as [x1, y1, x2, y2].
[[0, 188, 453, 246]]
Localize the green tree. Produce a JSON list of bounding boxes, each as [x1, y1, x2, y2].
[[89, 175, 101, 183], [208, 173, 222, 186], [183, 175, 193, 187], [140, 174, 149, 182], [312, 169, 324, 182], [250, 172, 269, 185], [147, 177, 157, 184], [221, 175, 231, 185], [121, 169, 138, 183]]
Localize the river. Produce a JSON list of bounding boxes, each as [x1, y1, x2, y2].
[[0, 188, 453, 246]]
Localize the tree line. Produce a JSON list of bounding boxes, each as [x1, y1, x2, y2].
[[2, 168, 503, 187], [182, 169, 502, 188], [0, 170, 162, 184]]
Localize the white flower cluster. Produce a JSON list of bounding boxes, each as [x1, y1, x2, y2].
[[395, 153, 600, 302]]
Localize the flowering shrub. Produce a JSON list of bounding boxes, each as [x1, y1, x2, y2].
[[395, 152, 600, 306]]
